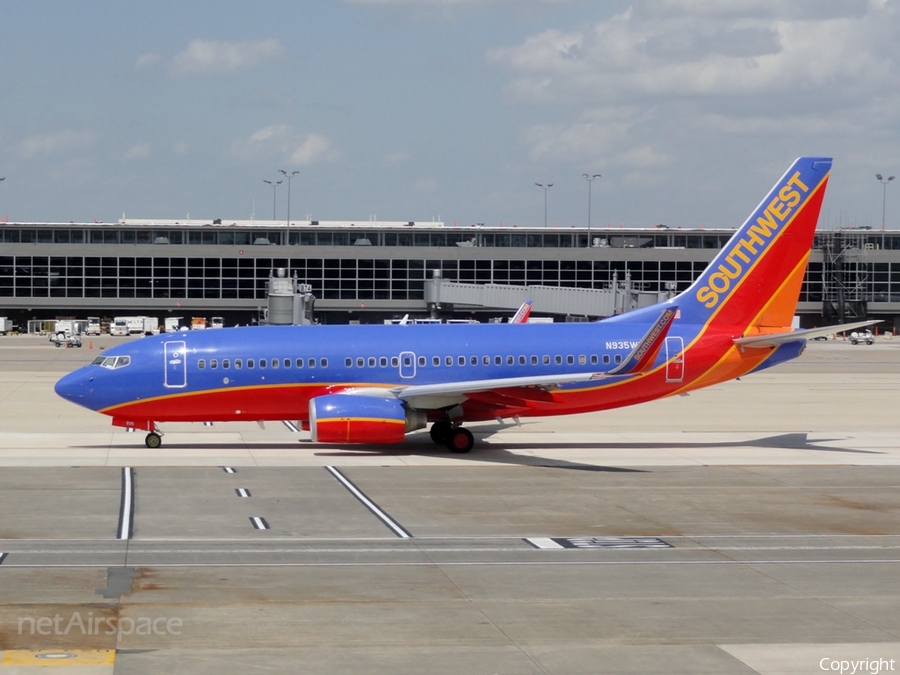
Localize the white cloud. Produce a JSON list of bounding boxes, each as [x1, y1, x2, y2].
[[124, 143, 151, 160], [489, 2, 900, 167], [18, 130, 95, 158], [522, 110, 673, 169], [489, 3, 900, 103], [231, 125, 339, 165], [170, 39, 284, 76], [133, 53, 161, 71], [289, 134, 334, 165]]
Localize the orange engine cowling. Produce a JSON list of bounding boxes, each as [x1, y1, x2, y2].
[[309, 394, 412, 444]]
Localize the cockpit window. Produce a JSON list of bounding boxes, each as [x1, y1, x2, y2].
[[92, 355, 131, 369]]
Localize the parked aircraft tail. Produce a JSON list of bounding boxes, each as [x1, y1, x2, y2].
[[675, 157, 832, 331]]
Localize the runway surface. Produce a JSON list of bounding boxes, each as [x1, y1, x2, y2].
[[1, 335, 899, 673]]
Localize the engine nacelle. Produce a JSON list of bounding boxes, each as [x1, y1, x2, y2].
[[309, 394, 424, 444]]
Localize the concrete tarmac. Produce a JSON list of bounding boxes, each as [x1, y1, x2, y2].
[[0, 334, 899, 674]]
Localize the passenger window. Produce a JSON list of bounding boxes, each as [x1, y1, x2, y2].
[[518, 356, 526, 365], [368, 357, 376, 368], [483, 356, 490, 366], [494, 356, 501, 366], [345, 358, 352, 368], [259, 358, 267, 368], [555, 355, 562, 365], [614, 354, 622, 364], [380, 357, 388, 367], [531, 355, 538, 365], [567, 355, 574, 365], [295, 358, 303, 368], [418, 356, 426, 367], [247, 359, 255, 368], [445, 356, 452, 366], [506, 356, 513, 365], [470, 356, 478, 366], [392, 357, 400, 367], [602, 354, 610, 365], [210, 359, 218, 369], [320, 358, 327, 368], [283, 358, 290, 368], [222, 359, 230, 369], [272, 358, 279, 368], [543, 355, 550, 365], [308, 358, 316, 368], [590, 355, 598, 365], [357, 357, 364, 368], [235, 359, 242, 369], [433, 356, 440, 367], [579, 355, 586, 365], [198, 359, 206, 369], [458, 356, 465, 366]]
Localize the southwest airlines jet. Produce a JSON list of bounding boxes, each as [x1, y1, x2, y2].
[[55, 157, 875, 453]]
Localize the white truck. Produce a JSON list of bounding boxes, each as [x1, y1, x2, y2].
[[164, 317, 184, 333], [0, 317, 14, 335], [111, 316, 159, 336], [85, 317, 102, 336], [49, 319, 83, 348]]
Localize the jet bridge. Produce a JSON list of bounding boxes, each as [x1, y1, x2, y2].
[[424, 271, 669, 319]]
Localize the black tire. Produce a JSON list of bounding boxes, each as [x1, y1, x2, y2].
[[446, 428, 474, 454], [145, 432, 162, 449], [429, 420, 452, 445]]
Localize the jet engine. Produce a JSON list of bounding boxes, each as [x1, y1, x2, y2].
[[309, 394, 426, 444]]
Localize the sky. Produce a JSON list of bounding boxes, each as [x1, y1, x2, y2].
[[1, 0, 899, 230]]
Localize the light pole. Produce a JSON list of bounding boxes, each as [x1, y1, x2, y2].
[[535, 183, 553, 227], [876, 173, 895, 250], [263, 179, 282, 222], [583, 173, 601, 247], [0, 177, 5, 220], [279, 169, 299, 246]]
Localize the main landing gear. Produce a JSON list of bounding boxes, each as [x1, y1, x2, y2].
[[429, 420, 475, 454], [145, 431, 163, 449]]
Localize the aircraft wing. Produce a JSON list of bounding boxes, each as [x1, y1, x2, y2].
[[395, 305, 678, 410], [733, 319, 883, 349]]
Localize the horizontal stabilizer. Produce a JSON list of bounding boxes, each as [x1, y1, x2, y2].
[[733, 320, 883, 349]]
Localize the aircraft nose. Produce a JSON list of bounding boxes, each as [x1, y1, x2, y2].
[[54, 369, 93, 406]]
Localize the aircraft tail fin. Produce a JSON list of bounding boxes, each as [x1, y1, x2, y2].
[[509, 300, 534, 324], [675, 157, 832, 332]]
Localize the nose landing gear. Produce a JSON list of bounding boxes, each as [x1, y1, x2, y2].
[[145, 431, 163, 449]]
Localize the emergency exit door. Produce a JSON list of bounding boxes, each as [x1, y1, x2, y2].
[[665, 336, 684, 382], [164, 341, 187, 388]]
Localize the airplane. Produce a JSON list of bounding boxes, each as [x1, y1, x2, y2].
[[509, 300, 533, 324], [55, 157, 879, 453]]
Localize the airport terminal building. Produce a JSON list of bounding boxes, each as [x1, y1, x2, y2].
[[2, 219, 900, 330]]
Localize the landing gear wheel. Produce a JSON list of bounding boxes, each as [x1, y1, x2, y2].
[[430, 420, 453, 445], [446, 427, 474, 454], [145, 432, 162, 449]]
